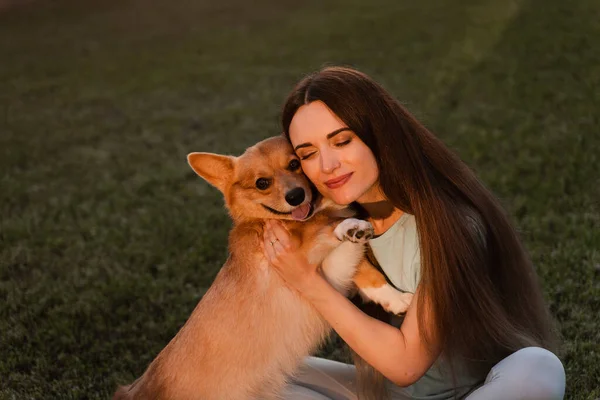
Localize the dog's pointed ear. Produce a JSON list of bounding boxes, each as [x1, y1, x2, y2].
[[187, 152, 236, 193]]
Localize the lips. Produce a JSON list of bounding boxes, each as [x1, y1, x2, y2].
[[325, 173, 353, 189]]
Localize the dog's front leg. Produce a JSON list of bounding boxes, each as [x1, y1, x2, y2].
[[353, 260, 413, 315], [330, 219, 413, 314], [316, 218, 374, 294], [332, 218, 375, 243]]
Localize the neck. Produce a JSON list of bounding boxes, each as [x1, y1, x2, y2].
[[358, 200, 403, 235], [355, 183, 404, 235]]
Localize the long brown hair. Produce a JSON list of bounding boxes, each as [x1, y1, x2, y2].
[[281, 66, 557, 372]]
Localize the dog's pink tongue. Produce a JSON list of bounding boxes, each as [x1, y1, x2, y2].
[[291, 203, 311, 221]]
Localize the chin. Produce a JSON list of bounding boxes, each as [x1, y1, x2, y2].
[[329, 191, 358, 206]]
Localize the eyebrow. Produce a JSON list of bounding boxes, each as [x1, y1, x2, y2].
[[293, 127, 352, 151]]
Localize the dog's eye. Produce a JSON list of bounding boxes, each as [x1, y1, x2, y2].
[[255, 178, 271, 190], [288, 159, 301, 171]]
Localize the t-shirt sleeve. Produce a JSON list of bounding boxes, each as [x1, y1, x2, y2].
[[402, 209, 486, 294], [410, 248, 422, 293], [404, 216, 422, 293]]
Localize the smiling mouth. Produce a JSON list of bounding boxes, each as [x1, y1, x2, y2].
[[261, 199, 316, 221], [261, 204, 292, 215], [325, 172, 353, 189]]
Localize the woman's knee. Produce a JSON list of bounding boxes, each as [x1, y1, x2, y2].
[[489, 347, 566, 399], [528, 347, 565, 398]]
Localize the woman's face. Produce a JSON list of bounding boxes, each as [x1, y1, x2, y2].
[[288, 101, 381, 205]]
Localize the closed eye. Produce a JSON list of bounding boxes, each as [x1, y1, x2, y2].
[[335, 140, 351, 147], [300, 152, 316, 160], [300, 139, 351, 160]]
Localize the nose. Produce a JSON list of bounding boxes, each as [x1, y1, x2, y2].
[[285, 187, 305, 206], [320, 150, 341, 173]]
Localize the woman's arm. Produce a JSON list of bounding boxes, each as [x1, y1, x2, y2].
[[306, 275, 439, 386], [263, 220, 441, 387]]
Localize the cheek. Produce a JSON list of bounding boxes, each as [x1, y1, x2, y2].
[[362, 169, 379, 195], [300, 161, 319, 182], [355, 147, 379, 185], [364, 157, 379, 181]]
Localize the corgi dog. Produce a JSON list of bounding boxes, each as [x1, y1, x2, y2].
[[113, 135, 412, 400]]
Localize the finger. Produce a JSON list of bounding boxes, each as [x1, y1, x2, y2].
[[265, 219, 275, 231], [265, 233, 280, 252], [263, 237, 276, 262], [264, 221, 279, 242], [263, 223, 276, 245], [271, 238, 285, 255], [262, 227, 274, 251], [270, 221, 291, 246], [264, 221, 287, 261], [271, 219, 289, 234]]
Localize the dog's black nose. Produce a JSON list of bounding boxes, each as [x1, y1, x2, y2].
[[285, 187, 305, 206]]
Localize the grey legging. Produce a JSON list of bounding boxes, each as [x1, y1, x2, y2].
[[283, 347, 565, 400]]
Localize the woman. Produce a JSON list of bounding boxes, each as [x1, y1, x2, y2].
[[262, 67, 566, 400]]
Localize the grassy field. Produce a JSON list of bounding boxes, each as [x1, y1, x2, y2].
[[1, 0, 598, 398]]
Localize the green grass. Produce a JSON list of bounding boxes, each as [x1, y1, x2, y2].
[[1, 0, 598, 398]]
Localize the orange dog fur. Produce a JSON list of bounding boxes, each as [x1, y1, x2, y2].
[[113, 136, 412, 400]]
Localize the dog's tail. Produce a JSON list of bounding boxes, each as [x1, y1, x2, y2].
[[112, 376, 142, 400], [112, 385, 132, 400], [353, 354, 389, 400]]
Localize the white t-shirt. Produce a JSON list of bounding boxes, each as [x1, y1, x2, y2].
[[369, 213, 421, 293]]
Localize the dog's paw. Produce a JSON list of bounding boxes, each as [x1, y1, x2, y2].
[[383, 291, 413, 315], [360, 284, 413, 315], [334, 218, 374, 243]]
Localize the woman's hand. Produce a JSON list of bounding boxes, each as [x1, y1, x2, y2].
[[262, 219, 322, 295]]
